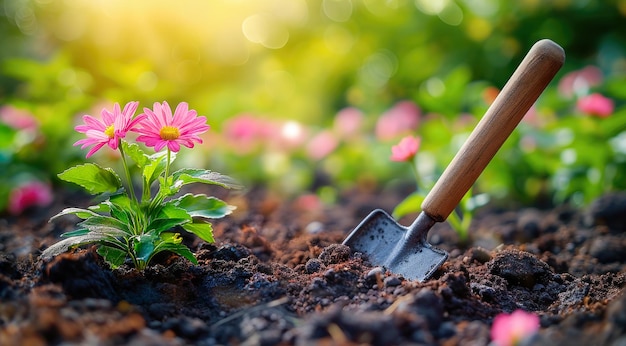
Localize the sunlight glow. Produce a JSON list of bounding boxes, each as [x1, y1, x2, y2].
[[242, 13, 290, 49], [415, 0, 464, 26], [281, 121, 304, 142], [323, 0, 353, 22]]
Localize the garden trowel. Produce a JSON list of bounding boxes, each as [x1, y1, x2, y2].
[[343, 39, 565, 282]]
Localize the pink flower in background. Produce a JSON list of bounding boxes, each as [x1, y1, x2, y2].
[[333, 107, 363, 138], [74, 101, 144, 157], [306, 130, 339, 160], [224, 114, 267, 142], [294, 193, 323, 212], [223, 114, 272, 153], [521, 105, 539, 126], [491, 310, 540, 346], [8, 181, 53, 215], [0, 105, 39, 131], [135, 101, 210, 152], [558, 66, 603, 98], [376, 101, 421, 141], [391, 135, 420, 162], [577, 93, 614, 117]]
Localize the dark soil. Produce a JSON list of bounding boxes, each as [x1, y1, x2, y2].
[[2, 186, 626, 345]]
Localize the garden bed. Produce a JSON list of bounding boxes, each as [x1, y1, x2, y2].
[[1, 186, 626, 345]]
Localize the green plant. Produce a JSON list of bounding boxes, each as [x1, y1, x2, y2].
[[548, 90, 625, 205], [41, 101, 241, 270], [490, 66, 626, 207]]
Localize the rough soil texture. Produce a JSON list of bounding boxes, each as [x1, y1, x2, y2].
[[2, 186, 626, 345]]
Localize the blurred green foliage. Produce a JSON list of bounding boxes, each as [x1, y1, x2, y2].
[[1, 0, 625, 213]]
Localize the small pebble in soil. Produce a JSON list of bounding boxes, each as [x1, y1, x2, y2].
[[587, 236, 626, 263], [209, 244, 252, 262], [384, 276, 402, 287], [487, 249, 552, 288], [161, 316, 207, 339], [437, 321, 457, 339], [305, 221, 324, 234], [308, 277, 329, 297], [414, 289, 445, 328], [297, 305, 400, 345], [516, 209, 543, 242], [470, 283, 497, 302], [468, 247, 492, 263], [79, 298, 111, 310], [323, 268, 335, 281], [304, 258, 324, 274], [365, 267, 385, 286], [318, 244, 351, 265], [557, 281, 590, 310], [585, 192, 626, 231]]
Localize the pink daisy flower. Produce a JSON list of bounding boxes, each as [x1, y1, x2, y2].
[[135, 101, 210, 152], [391, 135, 421, 162], [74, 101, 144, 158]]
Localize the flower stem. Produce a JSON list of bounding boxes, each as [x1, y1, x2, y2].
[[118, 141, 137, 202], [165, 149, 171, 181], [410, 156, 421, 193]]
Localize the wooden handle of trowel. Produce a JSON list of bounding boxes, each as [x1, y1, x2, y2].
[[421, 39, 565, 222]]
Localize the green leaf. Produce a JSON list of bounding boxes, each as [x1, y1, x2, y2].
[[106, 193, 135, 224], [122, 141, 150, 168], [149, 149, 176, 164], [157, 203, 193, 220], [50, 208, 101, 222], [172, 168, 243, 190], [158, 175, 181, 198], [154, 235, 198, 265], [97, 245, 127, 268], [89, 203, 111, 213], [78, 216, 131, 235], [143, 153, 167, 187], [392, 191, 426, 219], [173, 193, 236, 219], [134, 234, 156, 262], [40, 233, 124, 259], [142, 150, 176, 190], [182, 221, 214, 243], [465, 193, 490, 212], [158, 243, 198, 264], [61, 229, 90, 237], [160, 232, 183, 244], [447, 210, 469, 242], [109, 191, 133, 210], [58, 163, 122, 194], [147, 217, 190, 235]]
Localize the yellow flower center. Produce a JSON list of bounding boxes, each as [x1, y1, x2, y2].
[[160, 126, 180, 140], [104, 125, 115, 138]]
